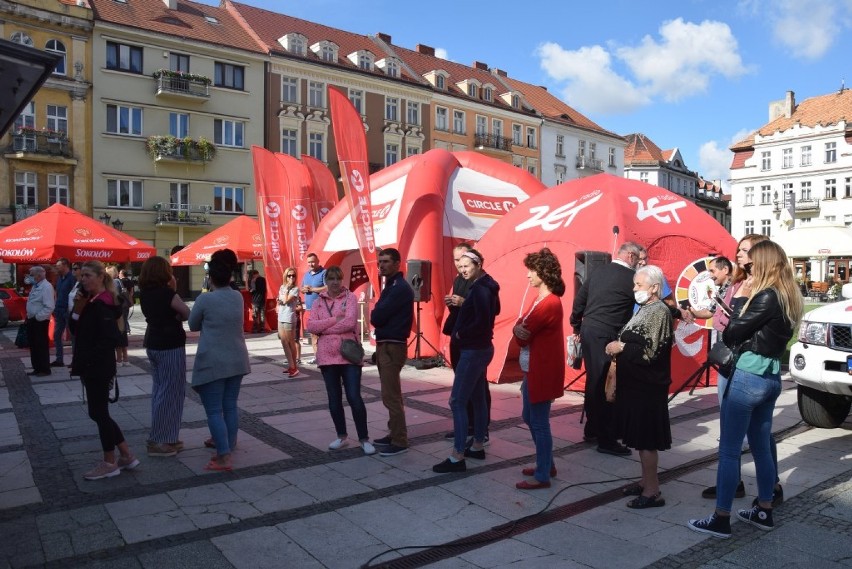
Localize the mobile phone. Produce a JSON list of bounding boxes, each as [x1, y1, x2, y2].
[[714, 294, 733, 317]]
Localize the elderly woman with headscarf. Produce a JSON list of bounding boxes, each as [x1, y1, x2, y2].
[[605, 265, 673, 509]]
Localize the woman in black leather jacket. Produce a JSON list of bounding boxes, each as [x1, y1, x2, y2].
[[689, 241, 802, 538]]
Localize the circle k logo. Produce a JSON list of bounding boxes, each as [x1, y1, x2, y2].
[[291, 204, 308, 221], [265, 202, 281, 218], [350, 170, 365, 193]]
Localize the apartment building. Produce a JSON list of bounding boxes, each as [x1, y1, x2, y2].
[[730, 89, 852, 283], [0, 0, 93, 226], [502, 76, 625, 185], [88, 0, 267, 294], [624, 132, 728, 230]]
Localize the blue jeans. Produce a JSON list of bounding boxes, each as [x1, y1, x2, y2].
[[320, 364, 368, 441], [196, 375, 243, 456], [54, 310, 68, 363], [715, 368, 781, 513], [522, 378, 553, 483], [450, 346, 494, 453]]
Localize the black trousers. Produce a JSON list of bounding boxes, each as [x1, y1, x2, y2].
[[580, 324, 620, 446], [450, 340, 492, 432], [27, 318, 51, 374], [84, 375, 125, 453]]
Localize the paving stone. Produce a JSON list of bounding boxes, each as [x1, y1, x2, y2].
[[277, 511, 388, 569], [139, 540, 234, 569], [214, 526, 324, 569]]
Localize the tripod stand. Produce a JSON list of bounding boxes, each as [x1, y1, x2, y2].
[[407, 277, 439, 361], [668, 328, 714, 403]]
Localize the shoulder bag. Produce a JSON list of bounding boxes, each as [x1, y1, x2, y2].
[[322, 296, 364, 365], [708, 341, 740, 378]]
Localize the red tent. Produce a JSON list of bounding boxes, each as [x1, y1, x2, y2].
[[170, 215, 263, 265], [309, 149, 547, 356], [0, 203, 155, 263], [475, 173, 736, 390]]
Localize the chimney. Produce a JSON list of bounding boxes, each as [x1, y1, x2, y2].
[[162, 0, 177, 9], [538, 85, 548, 92], [492, 68, 508, 77], [473, 61, 488, 71], [784, 90, 796, 118], [376, 32, 392, 44], [416, 44, 435, 56]]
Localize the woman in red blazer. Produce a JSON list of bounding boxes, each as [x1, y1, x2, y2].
[[512, 248, 566, 489]]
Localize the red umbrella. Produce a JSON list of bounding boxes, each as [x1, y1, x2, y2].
[[0, 203, 155, 263], [170, 215, 263, 265]]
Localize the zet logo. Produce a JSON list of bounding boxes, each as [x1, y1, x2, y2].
[[628, 196, 687, 224], [291, 204, 309, 221], [265, 202, 281, 218], [350, 169, 365, 193]]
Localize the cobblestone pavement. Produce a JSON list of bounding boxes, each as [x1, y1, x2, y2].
[[0, 311, 850, 569]]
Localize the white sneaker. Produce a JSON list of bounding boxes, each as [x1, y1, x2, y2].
[[361, 441, 376, 455], [307, 358, 317, 365], [328, 437, 349, 450]]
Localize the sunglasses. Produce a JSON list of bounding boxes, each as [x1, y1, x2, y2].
[[285, 274, 295, 277]]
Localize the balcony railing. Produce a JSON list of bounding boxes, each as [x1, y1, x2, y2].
[[154, 203, 212, 225], [773, 198, 821, 213], [474, 133, 512, 152], [154, 75, 210, 100], [146, 136, 215, 163], [12, 205, 38, 222], [6, 131, 73, 158], [576, 155, 604, 171]]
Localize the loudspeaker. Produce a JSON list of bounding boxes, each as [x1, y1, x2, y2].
[[574, 251, 611, 291], [406, 259, 432, 302]]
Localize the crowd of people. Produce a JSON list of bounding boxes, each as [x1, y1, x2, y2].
[[18, 235, 803, 540]]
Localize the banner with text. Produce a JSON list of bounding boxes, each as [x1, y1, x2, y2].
[[251, 145, 291, 299]]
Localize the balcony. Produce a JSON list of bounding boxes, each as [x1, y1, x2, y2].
[[146, 136, 215, 164], [6, 129, 73, 158], [773, 198, 821, 213], [474, 133, 512, 152], [153, 70, 210, 101], [12, 205, 38, 222], [154, 203, 212, 226], [576, 155, 604, 171]]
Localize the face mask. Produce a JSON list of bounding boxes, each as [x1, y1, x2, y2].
[[24, 276, 35, 285], [634, 290, 651, 304]]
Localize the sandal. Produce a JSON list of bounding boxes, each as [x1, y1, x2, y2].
[[522, 466, 557, 478], [626, 492, 665, 509], [204, 459, 233, 472], [515, 479, 552, 490], [622, 484, 644, 496]]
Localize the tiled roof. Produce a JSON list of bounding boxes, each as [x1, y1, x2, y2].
[[89, 0, 264, 54], [501, 76, 622, 139], [730, 149, 753, 169], [225, 1, 421, 84], [623, 133, 666, 164]]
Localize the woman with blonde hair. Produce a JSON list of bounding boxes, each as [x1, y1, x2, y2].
[[277, 267, 301, 377], [689, 240, 803, 538]]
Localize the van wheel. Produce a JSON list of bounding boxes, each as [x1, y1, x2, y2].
[[797, 384, 851, 428]]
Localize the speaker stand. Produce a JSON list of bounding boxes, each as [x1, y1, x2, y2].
[[407, 299, 440, 368], [668, 329, 714, 403]]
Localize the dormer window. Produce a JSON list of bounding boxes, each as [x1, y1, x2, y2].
[[436, 75, 445, 90], [425, 70, 449, 90], [500, 91, 522, 108], [310, 41, 339, 63], [278, 33, 307, 56], [483, 86, 493, 102], [376, 58, 400, 78], [468, 84, 477, 98], [457, 78, 481, 99], [512, 94, 520, 108], [348, 50, 374, 70]]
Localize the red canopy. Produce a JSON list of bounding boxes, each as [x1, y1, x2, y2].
[[0, 203, 155, 263], [170, 215, 263, 265]]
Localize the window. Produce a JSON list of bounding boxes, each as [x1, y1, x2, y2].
[[308, 132, 323, 160], [453, 110, 465, 134], [435, 107, 448, 131], [744, 220, 754, 234], [825, 142, 837, 163], [281, 129, 297, 157], [358, 53, 372, 70], [639, 172, 648, 183], [407, 146, 420, 157], [761, 219, 771, 236], [801, 180, 812, 200], [107, 179, 143, 208], [475, 115, 487, 136], [308, 81, 325, 108], [825, 179, 837, 199], [555, 165, 566, 184], [213, 186, 244, 213], [492, 118, 503, 138], [385, 59, 399, 77], [761, 151, 771, 171], [170, 182, 189, 208], [106, 104, 142, 135], [284, 35, 305, 55], [385, 97, 398, 122], [556, 135, 564, 157], [349, 89, 363, 114], [406, 101, 419, 125], [14, 102, 35, 149], [801, 145, 812, 166], [170, 53, 189, 72], [169, 112, 189, 138], [526, 127, 536, 149], [589, 142, 597, 160], [106, 41, 143, 73], [826, 215, 836, 222], [782, 148, 792, 168], [483, 87, 492, 102], [48, 174, 69, 206], [320, 44, 336, 62], [467, 84, 477, 98], [608, 147, 616, 167], [527, 159, 537, 176], [46, 105, 67, 134], [511, 94, 520, 108], [760, 185, 771, 205], [744, 186, 754, 205], [385, 143, 399, 166], [282, 76, 299, 103], [214, 62, 245, 90], [11, 32, 33, 47], [214, 119, 244, 147], [846, 177, 852, 198], [435, 75, 445, 90], [46, 40, 66, 75], [578, 140, 586, 157], [15, 171, 37, 207], [512, 124, 522, 145]]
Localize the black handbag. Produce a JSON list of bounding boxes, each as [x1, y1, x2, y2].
[[340, 338, 364, 364], [708, 341, 741, 378], [15, 324, 28, 348]]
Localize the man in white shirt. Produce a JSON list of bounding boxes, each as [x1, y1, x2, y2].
[[26, 266, 55, 377]]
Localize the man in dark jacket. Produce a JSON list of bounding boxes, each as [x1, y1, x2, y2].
[[570, 241, 641, 456], [370, 248, 414, 457]]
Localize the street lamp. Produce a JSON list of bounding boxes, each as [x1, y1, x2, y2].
[[111, 218, 124, 231], [98, 212, 111, 225]]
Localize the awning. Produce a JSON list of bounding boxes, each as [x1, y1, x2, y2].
[[774, 225, 852, 258]]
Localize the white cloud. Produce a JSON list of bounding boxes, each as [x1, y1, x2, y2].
[[536, 18, 747, 114], [770, 0, 840, 59], [536, 42, 649, 114], [434, 47, 449, 60], [698, 141, 733, 191]]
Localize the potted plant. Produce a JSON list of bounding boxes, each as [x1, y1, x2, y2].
[[152, 68, 212, 85], [196, 137, 215, 162]]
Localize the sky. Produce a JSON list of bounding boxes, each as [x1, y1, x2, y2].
[[201, 0, 852, 191]]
